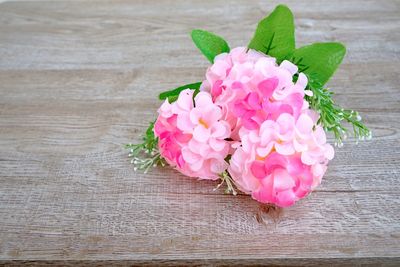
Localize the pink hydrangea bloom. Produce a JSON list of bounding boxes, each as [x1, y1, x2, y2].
[[154, 89, 231, 180], [201, 47, 312, 135], [228, 112, 334, 207]]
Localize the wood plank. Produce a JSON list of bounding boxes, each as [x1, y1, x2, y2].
[[0, 0, 399, 264]]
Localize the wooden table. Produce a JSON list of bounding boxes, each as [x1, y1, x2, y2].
[[0, 0, 399, 265]]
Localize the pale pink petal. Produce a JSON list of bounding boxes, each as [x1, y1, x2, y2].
[[293, 138, 308, 152], [210, 60, 230, 77], [211, 121, 230, 138], [158, 99, 173, 117], [276, 113, 295, 140], [209, 138, 226, 152], [256, 143, 274, 157], [324, 144, 335, 160], [193, 125, 211, 142], [181, 147, 201, 164], [273, 169, 295, 191], [301, 151, 316, 165], [210, 159, 228, 174], [176, 89, 194, 111], [280, 60, 298, 75], [296, 73, 308, 88], [190, 158, 204, 171], [313, 126, 327, 145], [204, 106, 222, 125], [195, 91, 213, 107], [275, 142, 295, 155], [296, 113, 314, 135], [199, 80, 210, 92], [189, 108, 202, 125], [177, 113, 193, 132]]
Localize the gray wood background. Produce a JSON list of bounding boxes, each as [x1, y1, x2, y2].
[[0, 0, 399, 265]]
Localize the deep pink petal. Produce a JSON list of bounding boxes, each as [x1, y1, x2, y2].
[[250, 161, 267, 179], [258, 77, 279, 98], [211, 80, 224, 97], [276, 190, 296, 207], [233, 102, 247, 117], [246, 92, 261, 109]]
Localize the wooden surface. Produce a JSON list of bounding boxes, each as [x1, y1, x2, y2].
[[0, 0, 399, 265]]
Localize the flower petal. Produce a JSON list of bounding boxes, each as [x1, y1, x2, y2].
[[195, 91, 213, 107], [181, 147, 200, 164], [275, 142, 295, 155], [209, 138, 226, 152], [250, 161, 267, 179], [258, 77, 279, 98], [276, 190, 296, 207], [296, 113, 314, 135], [177, 113, 193, 132], [273, 169, 295, 191], [280, 60, 298, 75], [193, 125, 210, 142], [176, 89, 194, 111]]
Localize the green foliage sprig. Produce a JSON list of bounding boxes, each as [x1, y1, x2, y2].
[[305, 75, 372, 146], [125, 121, 165, 173]]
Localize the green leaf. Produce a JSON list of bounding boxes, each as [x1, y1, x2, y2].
[[159, 82, 202, 102], [248, 5, 295, 61], [191, 29, 230, 63], [288, 42, 346, 86], [145, 120, 155, 140]]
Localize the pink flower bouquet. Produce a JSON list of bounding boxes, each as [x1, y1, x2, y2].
[[126, 5, 371, 207]]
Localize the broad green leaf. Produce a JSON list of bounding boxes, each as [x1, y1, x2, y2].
[[248, 5, 295, 61], [191, 29, 230, 63], [288, 42, 346, 86], [159, 82, 202, 102]]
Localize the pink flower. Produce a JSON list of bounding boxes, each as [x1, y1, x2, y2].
[[201, 47, 311, 135], [228, 112, 334, 207], [154, 89, 231, 180], [250, 153, 315, 207]]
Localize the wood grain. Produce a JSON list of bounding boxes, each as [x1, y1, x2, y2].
[[0, 0, 399, 265]]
